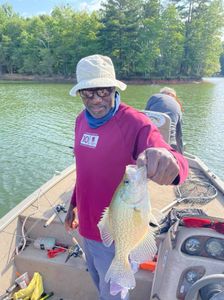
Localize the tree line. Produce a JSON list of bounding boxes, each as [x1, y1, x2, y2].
[[0, 0, 224, 79]]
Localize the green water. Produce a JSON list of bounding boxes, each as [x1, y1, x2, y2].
[[0, 78, 223, 217]]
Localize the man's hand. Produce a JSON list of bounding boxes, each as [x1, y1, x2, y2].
[[137, 147, 179, 185], [64, 203, 79, 231]]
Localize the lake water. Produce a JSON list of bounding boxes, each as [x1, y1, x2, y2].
[[0, 78, 223, 217]]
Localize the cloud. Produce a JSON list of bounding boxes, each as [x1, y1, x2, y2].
[[79, 0, 102, 12], [0, 0, 103, 16]]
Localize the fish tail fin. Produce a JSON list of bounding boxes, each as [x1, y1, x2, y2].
[[105, 258, 136, 290]]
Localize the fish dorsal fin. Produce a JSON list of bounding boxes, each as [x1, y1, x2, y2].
[[97, 207, 114, 247], [129, 229, 157, 263]]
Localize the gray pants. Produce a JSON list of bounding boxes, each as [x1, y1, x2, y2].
[[82, 238, 129, 300]]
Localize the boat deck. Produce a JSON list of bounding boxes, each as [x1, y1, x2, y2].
[[1, 160, 224, 299], [0, 165, 154, 299]]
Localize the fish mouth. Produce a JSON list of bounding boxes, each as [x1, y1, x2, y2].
[[125, 165, 147, 182], [125, 164, 138, 173], [121, 165, 148, 207]]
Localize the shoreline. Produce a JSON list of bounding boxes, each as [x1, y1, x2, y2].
[[0, 74, 203, 84]]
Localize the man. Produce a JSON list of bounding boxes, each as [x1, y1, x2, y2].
[[65, 55, 188, 300], [145, 87, 184, 153]]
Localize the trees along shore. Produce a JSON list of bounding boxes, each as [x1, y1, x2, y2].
[[0, 73, 203, 84], [0, 0, 224, 79]]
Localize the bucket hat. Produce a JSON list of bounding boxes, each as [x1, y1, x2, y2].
[[69, 54, 127, 96]]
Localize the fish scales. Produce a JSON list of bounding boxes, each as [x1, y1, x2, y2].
[[98, 165, 157, 297]]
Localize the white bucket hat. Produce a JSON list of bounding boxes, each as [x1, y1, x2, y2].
[[69, 54, 127, 96]]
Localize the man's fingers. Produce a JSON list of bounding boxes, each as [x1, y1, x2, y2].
[[72, 219, 79, 229], [150, 155, 179, 184], [137, 151, 158, 178], [65, 206, 79, 231], [137, 148, 180, 185], [136, 152, 146, 168], [65, 219, 78, 231], [145, 152, 159, 179]]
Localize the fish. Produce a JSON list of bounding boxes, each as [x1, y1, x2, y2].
[[97, 164, 157, 297]]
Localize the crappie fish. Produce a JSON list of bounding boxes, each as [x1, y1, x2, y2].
[[98, 165, 157, 296]]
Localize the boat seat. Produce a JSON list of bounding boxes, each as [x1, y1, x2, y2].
[[141, 110, 171, 144]]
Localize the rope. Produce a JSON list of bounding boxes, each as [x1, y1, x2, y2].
[[15, 188, 42, 255]]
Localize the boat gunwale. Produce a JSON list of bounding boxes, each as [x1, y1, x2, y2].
[[185, 152, 224, 194]]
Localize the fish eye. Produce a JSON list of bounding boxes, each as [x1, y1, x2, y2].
[[124, 179, 129, 184]]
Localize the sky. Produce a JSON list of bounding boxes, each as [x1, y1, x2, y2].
[[0, 0, 102, 16]]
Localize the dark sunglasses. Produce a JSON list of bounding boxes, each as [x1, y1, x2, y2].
[[79, 87, 114, 99], [181, 217, 224, 234]]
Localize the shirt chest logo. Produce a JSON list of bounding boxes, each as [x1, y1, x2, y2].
[[80, 133, 99, 148]]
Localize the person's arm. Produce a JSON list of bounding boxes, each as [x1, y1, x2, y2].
[[135, 124, 188, 185], [145, 97, 152, 110], [175, 118, 184, 154], [64, 185, 79, 231], [169, 120, 178, 151]]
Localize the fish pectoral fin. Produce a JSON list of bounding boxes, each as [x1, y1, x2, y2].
[[130, 230, 157, 263], [97, 207, 114, 247]]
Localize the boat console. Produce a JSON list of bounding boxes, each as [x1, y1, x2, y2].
[[150, 220, 224, 300]]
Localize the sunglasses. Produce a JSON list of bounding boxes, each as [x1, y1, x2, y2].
[[181, 217, 224, 234], [79, 87, 114, 99]]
